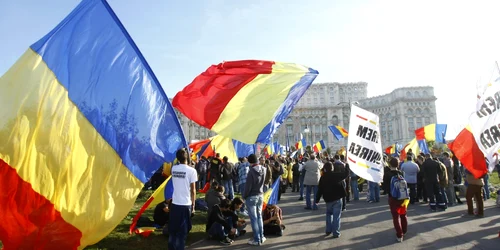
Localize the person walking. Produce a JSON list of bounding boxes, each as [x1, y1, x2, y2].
[[168, 149, 198, 250], [383, 157, 408, 243], [316, 161, 349, 238]]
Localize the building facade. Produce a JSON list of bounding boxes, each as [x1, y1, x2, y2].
[[173, 83, 438, 151]]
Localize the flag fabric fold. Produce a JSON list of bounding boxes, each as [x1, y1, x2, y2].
[[329, 125, 349, 140], [263, 177, 281, 210], [129, 177, 174, 234], [414, 123, 447, 154], [448, 126, 488, 178], [172, 60, 318, 144], [0, 0, 186, 248]]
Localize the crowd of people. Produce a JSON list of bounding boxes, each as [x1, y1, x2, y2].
[[153, 147, 494, 249]]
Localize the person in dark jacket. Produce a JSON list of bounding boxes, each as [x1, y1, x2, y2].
[[422, 153, 445, 211], [291, 159, 300, 192], [206, 199, 235, 245], [154, 199, 172, 227], [243, 154, 267, 246], [315, 161, 349, 238], [383, 157, 408, 243]]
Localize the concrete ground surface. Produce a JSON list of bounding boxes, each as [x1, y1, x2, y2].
[[189, 189, 500, 250]]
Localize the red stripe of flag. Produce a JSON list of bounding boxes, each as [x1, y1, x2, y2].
[[172, 61, 274, 129], [348, 157, 357, 164], [0, 159, 82, 249]]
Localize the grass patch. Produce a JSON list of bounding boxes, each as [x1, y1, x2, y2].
[[84, 190, 207, 250]]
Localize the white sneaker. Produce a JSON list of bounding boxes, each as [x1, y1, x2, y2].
[[396, 237, 403, 242], [247, 239, 259, 246], [261, 236, 267, 243]]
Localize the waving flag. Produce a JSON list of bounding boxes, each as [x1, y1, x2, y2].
[[295, 138, 306, 150], [313, 140, 326, 153], [385, 144, 399, 156], [199, 135, 256, 162], [172, 60, 318, 144], [189, 139, 211, 160], [448, 126, 487, 178], [329, 125, 349, 140], [0, 0, 186, 249], [263, 177, 281, 210], [414, 124, 447, 154], [130, 177, 174, 234]]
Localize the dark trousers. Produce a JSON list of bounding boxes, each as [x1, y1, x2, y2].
[[345, 177, 351, 202], [292, 176, 299, 192], [341, 180, 347, 209], [389, 197, 407, 238], [168, 204, 192, 250], [264, 224, 283, 236], [466, 184, 484, 216], [408, 183, 417, 204], [425, 182, 445, 210], [417, 181, 427, 202]]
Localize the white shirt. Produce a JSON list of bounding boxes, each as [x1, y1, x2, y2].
[[171, 163, 198, 206], [401, 161, 420, 184]]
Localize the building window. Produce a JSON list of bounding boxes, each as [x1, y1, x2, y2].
[[332, 115, 339, 125], [408, 117, 414, 131], [425, 117, 430, 125], [416, 118, 423, 129], [406, 91, 412, 97]]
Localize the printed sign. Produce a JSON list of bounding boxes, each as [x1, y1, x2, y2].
[[346, 105, 384, 183]]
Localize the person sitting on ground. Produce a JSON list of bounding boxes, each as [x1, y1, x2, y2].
[[206, 199, 235, 245], [262, 204, 285, 236], [205, 181, 225, 216], [223, 197, 247, 239], [154, 198, 172, 227]]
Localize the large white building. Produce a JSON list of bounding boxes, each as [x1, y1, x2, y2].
[[173, 82, 438, 150]]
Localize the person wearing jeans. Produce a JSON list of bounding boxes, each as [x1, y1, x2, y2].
[[350, 178, 359, 200], [243, 154, 267, 246], [369, 181, 380, 203], [304, 155, 321, 210], [316, 161, 349, 238]]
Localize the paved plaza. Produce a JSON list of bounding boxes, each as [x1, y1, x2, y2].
[[189, 190, 499, 250]]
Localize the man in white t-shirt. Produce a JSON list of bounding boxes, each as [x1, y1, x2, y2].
[[168, 148, 198, 250]]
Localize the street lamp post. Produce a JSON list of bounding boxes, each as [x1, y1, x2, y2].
[[304, 124, 311, 150]]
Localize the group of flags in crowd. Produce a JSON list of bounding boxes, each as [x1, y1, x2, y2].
[[0, 0, 498, 249]]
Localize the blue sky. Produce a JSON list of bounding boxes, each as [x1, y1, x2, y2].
[[2, 0, 500, 139]]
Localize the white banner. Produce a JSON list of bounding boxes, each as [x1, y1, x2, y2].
[[469, 72, 500, 173], [346, 105, 384, 183]]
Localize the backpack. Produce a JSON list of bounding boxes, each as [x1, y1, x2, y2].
[[390, 173, 409, 200], [438, 162, 448, 187], [196, 160, 207, 174]]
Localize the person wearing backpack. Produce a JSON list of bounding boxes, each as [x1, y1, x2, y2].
[[221, 156, 234, 200], [383, 157, 409, 243], [196, 156, 209, 191]]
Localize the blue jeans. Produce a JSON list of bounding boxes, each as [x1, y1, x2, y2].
[[325, 199, 342, 236], [483, 174, 490, 200], [223, 179, 234, 200], [239, 183, 246, 196], [207, 222, 226, 240], [306, 185, 318, 209], [168, 204, 192, 250], [299, 175, 305, 198], [350, 179, 359, 200], [369, 182, 380, 202], [246, 195, 264, 243]]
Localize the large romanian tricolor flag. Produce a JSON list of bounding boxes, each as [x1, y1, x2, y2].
[[0, 0, 186, 249], [448, 126, 488, 178], [329, 125, 349, 140], [172, 60, 318, 144]]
